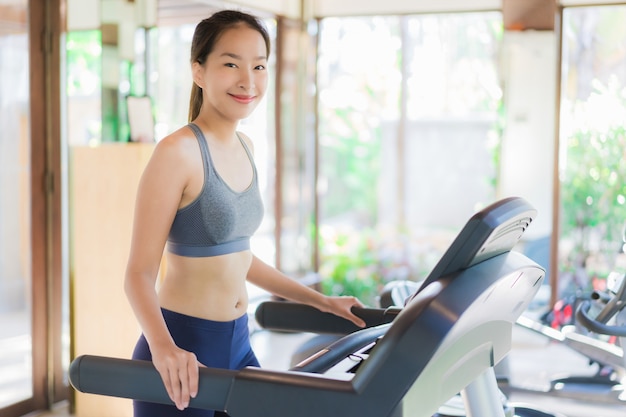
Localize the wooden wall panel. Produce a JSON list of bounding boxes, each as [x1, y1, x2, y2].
[[70, 143, 154, 417]]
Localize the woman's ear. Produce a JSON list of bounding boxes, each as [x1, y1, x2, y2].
[[191, 61, 205, 89]]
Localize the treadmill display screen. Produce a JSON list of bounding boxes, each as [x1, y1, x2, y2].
[[415, 197, 536, 293]]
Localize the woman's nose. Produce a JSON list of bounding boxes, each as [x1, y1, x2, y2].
[[239, 70, 255, 90]]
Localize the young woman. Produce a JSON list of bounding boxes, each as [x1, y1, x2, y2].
[[125, 10, 366, 417]]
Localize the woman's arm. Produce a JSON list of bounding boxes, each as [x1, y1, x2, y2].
[[246, 255, 366, 328], [240, 133, 365, 326], [124, 133, 201, 410]]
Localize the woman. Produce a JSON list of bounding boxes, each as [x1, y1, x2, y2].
[[125, 9, 366, 417]]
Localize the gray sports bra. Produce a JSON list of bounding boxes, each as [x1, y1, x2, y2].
[[166, 123, 264, 257]]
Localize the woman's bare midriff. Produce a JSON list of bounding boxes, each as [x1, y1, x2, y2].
[[157, 250, 253, 321]]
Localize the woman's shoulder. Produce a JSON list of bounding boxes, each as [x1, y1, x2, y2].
[[159, 124, 197, 145], [155, 124, 199, 151], [150, 125, 200, 166]]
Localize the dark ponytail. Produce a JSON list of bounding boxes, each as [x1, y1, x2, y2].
[[188, 9, 271, 122], [188, 84, 204, 123]]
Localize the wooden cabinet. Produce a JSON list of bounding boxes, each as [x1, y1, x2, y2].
[[70, 143, 154, 417]]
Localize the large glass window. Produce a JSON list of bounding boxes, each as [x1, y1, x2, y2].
[[0, 1, 32, 407], [317, 12, 502, 305], [558, 6, 626, 296], [66, 30, 102, 146], [403, 13, 502, 234]]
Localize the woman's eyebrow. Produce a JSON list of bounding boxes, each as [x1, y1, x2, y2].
[[220, 52, 267, 61]]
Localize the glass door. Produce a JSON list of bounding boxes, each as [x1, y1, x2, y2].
[[557, 5, 626, 303], [0, 0, 34, 413], [0, 1, 66, 415]]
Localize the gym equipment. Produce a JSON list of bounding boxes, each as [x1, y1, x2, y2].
[[69, 196, 547, 417], [259, 282, 562, 417], [500, 266, 625, 406], [285, 280, 414, 369], [570, 270, 625, 402]]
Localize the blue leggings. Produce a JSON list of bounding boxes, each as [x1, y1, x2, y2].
[[132, 308, 260, 417]]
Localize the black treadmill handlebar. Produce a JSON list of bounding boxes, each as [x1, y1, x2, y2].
[[254, 301, 400, 335], [576, 300, 626, 337], [71, 305, 399, 411], [70, 354, 358, 414], [70, 355, 236, 411]]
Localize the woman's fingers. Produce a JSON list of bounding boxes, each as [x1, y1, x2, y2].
[[158, 368, 175, 406], [169, 365, 185, 410], [343, 296, 366, 327], [329, 296, 366, 327], [155, 349, 199, 410], [187, 358, 199, 399], [350, 310, 366, 328], [177, 366, 191, 410]]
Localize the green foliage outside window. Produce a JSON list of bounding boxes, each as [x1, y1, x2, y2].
[[319, 231, 384, 307], [66, 30, 101, 97], [316, 14, 502, 304], [560, 80, 626, 282], [318, 229, 435, 307], [559, 6, 626, 287]]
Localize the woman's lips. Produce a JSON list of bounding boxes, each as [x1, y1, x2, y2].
[[230, 94, 256, 104]]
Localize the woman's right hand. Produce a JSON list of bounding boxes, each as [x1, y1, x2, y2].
[[150, 343, 200, 410]]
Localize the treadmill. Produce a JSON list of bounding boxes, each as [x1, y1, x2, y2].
[[69, 196, 545, 417]]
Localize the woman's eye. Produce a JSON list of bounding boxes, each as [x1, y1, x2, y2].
[[255, 65, 266, 71], [225, 63, 237, 68]]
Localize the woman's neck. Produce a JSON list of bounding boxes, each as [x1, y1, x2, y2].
[[192, 113, 238, 142]]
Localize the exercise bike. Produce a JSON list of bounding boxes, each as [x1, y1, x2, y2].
[[500, 267, 625, 407], [573, 270, 626, 401]]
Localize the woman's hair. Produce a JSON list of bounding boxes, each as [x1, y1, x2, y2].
[[188, 10, 271, 122]]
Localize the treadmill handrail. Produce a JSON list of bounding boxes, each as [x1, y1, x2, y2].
[[70, 355, 236, 411], [255, 302, 400, 334]]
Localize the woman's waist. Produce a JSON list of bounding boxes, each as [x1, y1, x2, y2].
[[158, 272, 249, 321], [164, 249, 252, 275]]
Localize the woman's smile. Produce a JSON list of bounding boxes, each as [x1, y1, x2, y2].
[[230, 93, 256, 104]]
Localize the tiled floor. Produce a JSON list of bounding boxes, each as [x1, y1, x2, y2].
[[27, 321, 625, 417]]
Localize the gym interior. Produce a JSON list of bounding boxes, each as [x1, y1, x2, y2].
[[1, 1, 625, 416]]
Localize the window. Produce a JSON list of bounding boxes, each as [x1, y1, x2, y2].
[[316, 12, 503, 305], [0, 24, 32, 409], [66, 30, 102, 145], [558, 5, 626, 296]]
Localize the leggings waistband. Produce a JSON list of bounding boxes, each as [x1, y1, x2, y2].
[[160, 308, 249, 332]]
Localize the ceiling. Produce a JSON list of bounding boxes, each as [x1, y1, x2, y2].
[[5, 0, 626, 35]]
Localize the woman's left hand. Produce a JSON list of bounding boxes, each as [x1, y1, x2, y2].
[[245, 256, 368, 328], [322, 295, 367, 328]]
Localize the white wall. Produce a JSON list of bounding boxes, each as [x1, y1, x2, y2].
[[67, 0, 100, 30], [498, 31, 557, 239], [313, 0, 500, 17], [228, 0, 301, 18], [67, 0, 157, 31], [311, 0, 626, 17], [67, 0, 626, 30]]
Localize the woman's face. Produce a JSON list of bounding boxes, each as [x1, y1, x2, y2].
[[193, 25, 268, 122]]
